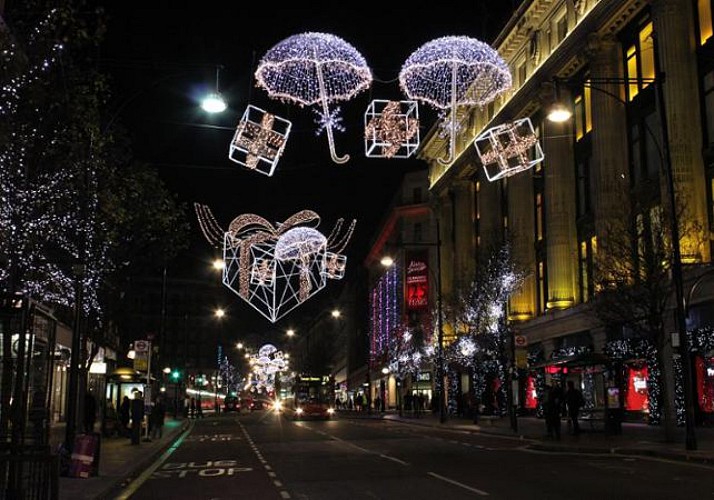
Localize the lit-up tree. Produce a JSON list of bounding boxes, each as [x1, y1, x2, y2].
[[1, 2, 189, 321], [0, 2, 189, 437], [447, 241, 524, 416]]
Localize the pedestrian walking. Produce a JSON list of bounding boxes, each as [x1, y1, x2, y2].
[[151, 396, 166, 440], [544, 384, 563, 439], [189, 397, 196, 418], [565, 380, 585, 435], [119, 396, 131, 437], [130, 391, 145, 445]]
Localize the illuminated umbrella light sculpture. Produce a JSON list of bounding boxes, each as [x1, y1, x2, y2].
[[255, 32, 373, 164], [399, 36, 511, 165], [194, 203, 355, 323]]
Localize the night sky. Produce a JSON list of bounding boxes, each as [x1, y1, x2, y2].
[[98, 1, 516, 331]]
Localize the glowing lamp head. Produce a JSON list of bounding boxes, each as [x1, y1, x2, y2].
[[331, 309, 341, 318], [547, 102, 572, 123], [212, 259, 225, 271], [214, 308, 226, 319], [380, 256, 394, 267], [201, 92, 227, 113]]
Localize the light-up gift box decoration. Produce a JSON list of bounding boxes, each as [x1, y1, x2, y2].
[[473, 117, 544, 182], [221, 211, 354, 323], [228, 104, 292, 177], [364, 99, 420, 159]]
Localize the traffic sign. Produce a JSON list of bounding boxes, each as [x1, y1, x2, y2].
[[514, 335, 527, 348], [134, 340, 149, 353]]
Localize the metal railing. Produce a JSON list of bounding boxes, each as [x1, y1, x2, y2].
[[0, 446, 59, 500]]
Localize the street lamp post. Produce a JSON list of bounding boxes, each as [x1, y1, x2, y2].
[[548, 70, 697, 450]]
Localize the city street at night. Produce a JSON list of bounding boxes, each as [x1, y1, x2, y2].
[[5, 1, 714, 499], [114, 412, 712, 500]]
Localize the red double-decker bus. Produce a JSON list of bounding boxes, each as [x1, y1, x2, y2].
[[289, 374, 335, 420]]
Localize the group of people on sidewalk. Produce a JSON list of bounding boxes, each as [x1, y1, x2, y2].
[[544, 380, 585, 439], [103, 391, 166, 444]]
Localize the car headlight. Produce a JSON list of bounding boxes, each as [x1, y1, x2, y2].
[[295, 407, 303, 414], [273, 401, 282, 411], [327, 408, 335, 414]]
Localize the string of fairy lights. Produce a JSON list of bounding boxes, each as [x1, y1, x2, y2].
[[1, 5, 115, 321]]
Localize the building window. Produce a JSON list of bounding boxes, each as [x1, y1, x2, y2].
[[703, 71, 714, 146], [536, 193, 544, 241], [413, 222, 423, 243], [625, 21, 655, 101], [517, 58, 527, 87], [475, 181, 481, 220], [576, 159, 591, 217], [537, 261, 546, 313], [556, 14, 568, 44], [413, 187, 422, 204], [629, 111, 661, 185], [578, 236, 597, 303], [709, 176, 714, 230], [699, 0, 714, 45]]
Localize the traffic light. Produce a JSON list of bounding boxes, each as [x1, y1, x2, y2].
[[171, 370, 181, 381]]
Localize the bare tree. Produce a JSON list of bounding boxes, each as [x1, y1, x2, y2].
[[591, 197, 698, 441]]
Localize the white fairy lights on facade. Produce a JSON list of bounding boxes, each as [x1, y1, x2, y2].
[[255, 32, 372, 164], [399, 36, 511, 165]]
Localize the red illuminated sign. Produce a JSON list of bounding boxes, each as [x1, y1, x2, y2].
[[405, 251, 428, 310]]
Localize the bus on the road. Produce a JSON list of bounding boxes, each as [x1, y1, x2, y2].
[[288, 374, 335, 420]]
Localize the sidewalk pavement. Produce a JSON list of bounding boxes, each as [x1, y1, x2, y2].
[[45, 411, 713, 500], [341, 409, 714, 466], [49, 417, 191, 500]]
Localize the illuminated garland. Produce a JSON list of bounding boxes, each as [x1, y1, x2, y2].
[[369, 264, 400, 366]]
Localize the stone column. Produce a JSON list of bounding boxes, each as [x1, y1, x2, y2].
[[653, 0, 711, 263], [588, 35, 631, 265], [451, 180, 476, 291], [508, 168, 537, 321], [543, 94, 579, 309], [476, 174, 503, 261]]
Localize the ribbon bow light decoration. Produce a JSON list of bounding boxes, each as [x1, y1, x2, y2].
[[194, 203, 356, 323]]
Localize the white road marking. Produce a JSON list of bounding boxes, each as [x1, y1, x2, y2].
[[239, 421, 292, 498], [427, 472, 489, 496], [379, 454, 409, 466]]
